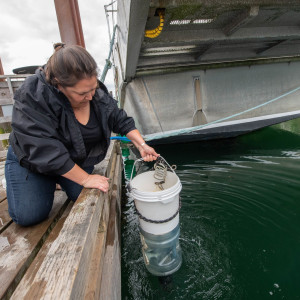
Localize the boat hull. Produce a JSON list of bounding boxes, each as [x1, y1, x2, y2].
[[145, 111, 300, 145]]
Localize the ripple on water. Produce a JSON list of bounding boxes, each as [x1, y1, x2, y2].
[[122, 127, 300, 299]]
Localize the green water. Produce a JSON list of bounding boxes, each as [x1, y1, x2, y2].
[[121, 119, 300, 300]]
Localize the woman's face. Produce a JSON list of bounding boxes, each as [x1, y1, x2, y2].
[[58, 76, 98, 109]]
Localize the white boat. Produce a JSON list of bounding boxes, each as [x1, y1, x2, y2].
[[105, 0, 300, 144]]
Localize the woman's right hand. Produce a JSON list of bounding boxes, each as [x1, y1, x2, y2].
[[82, 174, 110, 192]]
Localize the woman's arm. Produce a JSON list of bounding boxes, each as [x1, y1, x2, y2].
[[126, 129, 159, 161], [62, 128, 158, 192], [62, 164, 109, 192]]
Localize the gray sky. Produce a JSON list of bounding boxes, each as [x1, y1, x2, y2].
[[0, 0, 115, 90]]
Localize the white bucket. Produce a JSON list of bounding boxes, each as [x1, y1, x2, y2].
[[130, 159, 182, 235]]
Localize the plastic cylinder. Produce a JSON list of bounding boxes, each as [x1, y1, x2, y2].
[[140, 224, 182, 276]]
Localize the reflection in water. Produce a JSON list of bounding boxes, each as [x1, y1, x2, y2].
[[121, 119, 300, 300]]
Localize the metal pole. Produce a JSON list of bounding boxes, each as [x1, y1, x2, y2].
[[54, 0, 85, 47], [100, 25, 117, 83]]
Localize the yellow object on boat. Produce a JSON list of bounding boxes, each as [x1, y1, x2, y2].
[[145, 10, 164, 38]]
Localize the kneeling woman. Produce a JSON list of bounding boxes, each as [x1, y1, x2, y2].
[[5, 43, 159, 226]]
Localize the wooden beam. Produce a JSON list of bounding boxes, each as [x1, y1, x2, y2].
[[83, 191, 111, 300], [0, 169, 6, 201], [0, 75, 30, 80], [223, 6, 259, 36], [0, 200, 11, 234], [0, 116, 12, 124], [99, 154, 122, 300], [0, 133, 10, 141], [0, 150, 8, 162], [6, 77, 14, 100], [84, 153, 122, 299], [0, 98, 14, 105]]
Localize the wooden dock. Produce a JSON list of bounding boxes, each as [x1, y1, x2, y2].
[[0, 75, 123, 299]]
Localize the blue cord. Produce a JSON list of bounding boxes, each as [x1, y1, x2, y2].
[[110, 136, 131, 142]]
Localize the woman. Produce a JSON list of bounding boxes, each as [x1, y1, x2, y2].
[[5, 43, 159, 226]]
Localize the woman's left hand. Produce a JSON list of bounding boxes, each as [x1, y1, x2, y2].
[[139, 144, 159, 161]]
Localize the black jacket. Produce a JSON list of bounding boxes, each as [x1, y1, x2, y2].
[[9, 68, 136, 176]]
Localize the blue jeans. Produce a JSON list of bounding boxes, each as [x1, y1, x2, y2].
[[5, 146, 94, 226]]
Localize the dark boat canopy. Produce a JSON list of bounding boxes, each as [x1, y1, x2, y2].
[[13, 66, 40, 75]]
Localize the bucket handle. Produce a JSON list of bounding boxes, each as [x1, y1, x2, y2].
[[129, 156, 176, 182]]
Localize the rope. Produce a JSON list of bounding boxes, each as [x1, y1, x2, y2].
[[145, 85, 300, 141], [135, 197, 181, 224]]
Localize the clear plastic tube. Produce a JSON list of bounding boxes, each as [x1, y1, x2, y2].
[[139, 224, 182, 276]]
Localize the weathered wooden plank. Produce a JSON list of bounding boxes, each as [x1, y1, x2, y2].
[[0, 133, 10, 141], [0, 75, 30, 80], [0, 167, 4, 178], [84, 153, 122, 299], [93, 141, 117, 177], [0, 98, 13, 106], [0, 116, 12, 124], [0, 150, 8, 162], [0, 191, 69, 300], [6, 78, 14, 98], [99, 154, 122, 300], [10, 142, 119, 299], [0, 84, 14, 104], [0, 81, 23, 90], [0, 200, 11, 234], [10, 202, 74, 300], [0, 162, 6, 203], [83, 191, 110, 300], [0, 75, 27, 100], [0, 188, 6, 203]]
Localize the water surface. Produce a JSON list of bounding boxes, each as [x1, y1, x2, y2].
[[121, 119, 300, 299]]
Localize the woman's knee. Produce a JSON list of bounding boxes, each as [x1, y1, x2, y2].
[[7, 192, 54, 226], [7, 190, 54, 226], [5, 156, 56, 226], [10, 210, 50, 227]]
